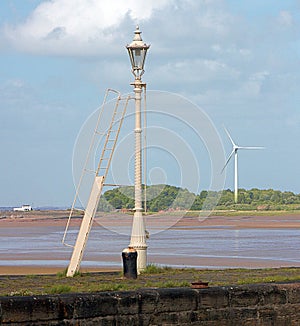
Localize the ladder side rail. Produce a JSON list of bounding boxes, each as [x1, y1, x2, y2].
[[62, 89, 120, 246], [95, 95, 122, 174], [101, 95, 132, 181], [66, 176, 104, 277]]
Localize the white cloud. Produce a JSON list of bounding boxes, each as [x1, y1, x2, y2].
[[1, 0, 235, 56], [2, 0, 299, 115], [2, 0, 172, 55]]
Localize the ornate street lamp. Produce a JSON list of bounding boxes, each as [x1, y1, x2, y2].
[[126, 26, 150, 79], [126, 26, 150, 273]]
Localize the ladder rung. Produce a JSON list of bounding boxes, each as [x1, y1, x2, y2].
[[104, 183, 124, 187], [84, 168, 96, 174]]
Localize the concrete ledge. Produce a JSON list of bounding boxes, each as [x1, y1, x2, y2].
[[0, 282, 300, 325]]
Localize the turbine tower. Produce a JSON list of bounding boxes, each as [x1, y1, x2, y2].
[[222, 127, 264, 203]]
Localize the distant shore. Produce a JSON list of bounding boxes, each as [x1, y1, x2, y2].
[[0, 209, 299, 229]]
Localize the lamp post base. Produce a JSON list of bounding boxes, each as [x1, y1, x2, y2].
[[135, 247, 147, 274], [129, 210, 147, 274]]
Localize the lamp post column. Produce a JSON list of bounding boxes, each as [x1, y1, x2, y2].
[[126, 26, 149, 274], [129, 78, 147, 273]]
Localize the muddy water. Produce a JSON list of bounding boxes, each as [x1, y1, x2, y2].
[[0, 226, 299, 269]]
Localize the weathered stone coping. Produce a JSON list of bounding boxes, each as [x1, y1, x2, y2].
[[1, 282, 300, 325]]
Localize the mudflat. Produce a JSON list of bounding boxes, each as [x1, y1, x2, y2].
[[0, 210, 299, 275], [0, 209, 299, 229]]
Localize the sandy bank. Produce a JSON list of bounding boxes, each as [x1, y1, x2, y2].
[[0, 210, 299, 229]]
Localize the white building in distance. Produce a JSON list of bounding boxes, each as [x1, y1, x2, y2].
[[13, 205, 33, 212]]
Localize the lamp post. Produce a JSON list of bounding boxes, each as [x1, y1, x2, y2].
[[126, 26, 150, 273]]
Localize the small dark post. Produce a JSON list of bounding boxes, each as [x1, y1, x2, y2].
[[122, 247, 138, 279]]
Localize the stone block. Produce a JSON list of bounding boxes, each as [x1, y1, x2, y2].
[[74, 316, 116, 326], [115, 314, 141, 325], [227, 307, 258, 324], [257, 307, 278, 325], [155, 288, 198, 313], [151, 310, 199, 325], [72, 293, 118, 318], [150, 311, 180, 325], [0, 295, 61, 323], [116, 291, 139, 315], [196, 308, 230, 323], [278, 284, 300, 304], [198, 287, 229, 309], [176, 310, 199, 324], [229, 285, 260, 307], [273, 304, 300, 326], [137, 289, 159, 314], [260, 287, 287, 305], [57, 294, 77, 319], [197, 307, 258, 326]]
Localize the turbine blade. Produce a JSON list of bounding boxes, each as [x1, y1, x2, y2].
[[238, 146, 265, 150], [223, 126, 236, 147], [221, 149, 235, 173]]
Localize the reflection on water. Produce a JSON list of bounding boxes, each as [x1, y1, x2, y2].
[[0, 226, 299, 269]]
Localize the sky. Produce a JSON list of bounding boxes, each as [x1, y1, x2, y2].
[[0, 0, 300, 207]]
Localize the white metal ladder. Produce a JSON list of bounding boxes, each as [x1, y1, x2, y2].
[[62, 89, 131, 277]]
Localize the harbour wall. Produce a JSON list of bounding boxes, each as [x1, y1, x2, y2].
[[1, 282, 300, 325]]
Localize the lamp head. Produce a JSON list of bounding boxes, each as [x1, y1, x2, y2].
[[126, 26, 150, 79]]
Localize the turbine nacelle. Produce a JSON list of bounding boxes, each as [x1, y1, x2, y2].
[[222, 127, 264, 171]]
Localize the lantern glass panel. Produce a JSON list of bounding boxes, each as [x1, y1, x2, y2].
[[133, 48, 145, 70]]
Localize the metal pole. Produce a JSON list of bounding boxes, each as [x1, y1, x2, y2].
[[129, 77, 147, 273], [234, 150, 238, 203], [143, 85, 147, 214]]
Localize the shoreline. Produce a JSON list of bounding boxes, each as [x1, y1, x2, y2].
[[0, 210, 299, 229]]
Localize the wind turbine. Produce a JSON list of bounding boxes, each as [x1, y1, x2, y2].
[[222, 127, 264, 203]]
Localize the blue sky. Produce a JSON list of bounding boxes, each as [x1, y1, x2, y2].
[[0, 0, 300, 207]]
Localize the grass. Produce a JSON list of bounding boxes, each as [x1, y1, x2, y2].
[[237, 274, 300, 285], [56, 268, 82, 278], [49, 285, 72, 294], [0, 266, 299, 296], [141, 263, 172, 274], [56, 269, 68, 278]]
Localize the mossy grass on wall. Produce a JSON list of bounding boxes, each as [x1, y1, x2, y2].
[[1, 267, 300, 297]]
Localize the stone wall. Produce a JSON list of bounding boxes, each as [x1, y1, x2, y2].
[[1, 283, 300, 325]]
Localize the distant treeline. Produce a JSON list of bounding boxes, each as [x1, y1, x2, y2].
[[99, 185, 300, 212]]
